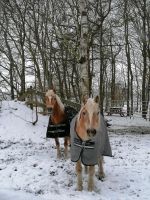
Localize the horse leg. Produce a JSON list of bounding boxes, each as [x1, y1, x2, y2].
[[55, 138, 61, 158], [98, 156, 105, 180], [88, 165, 95, 191], [67, 136, 71, 147], [84, 166, 88, 174], [64, 137, 69, 159], [76, 160, 83, 191]]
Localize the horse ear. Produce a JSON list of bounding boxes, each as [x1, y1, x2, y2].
[[49, 82, 56, 93], [94, 95, 99, 103], [53, 87, 56, 93], [82, 94, 88, 105], [49, 85, 56, 93]]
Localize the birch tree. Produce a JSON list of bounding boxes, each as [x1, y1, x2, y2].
[[79, 0, 90, 97]]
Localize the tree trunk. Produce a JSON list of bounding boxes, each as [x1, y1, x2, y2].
[[10, 63, 15, 99], [79, 0, 90, 97], [141, 0, 147, 118], [99, 23, 104, 114], [124, 0, 133, 116]]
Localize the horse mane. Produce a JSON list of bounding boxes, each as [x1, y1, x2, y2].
[[55, 94, 65, 111], [46, 89, 65, 111]]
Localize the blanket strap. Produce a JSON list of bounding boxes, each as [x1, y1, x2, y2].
[[74, 138, 95, 149]]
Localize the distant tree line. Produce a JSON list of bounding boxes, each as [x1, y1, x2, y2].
[[0, 0, 149, 118]]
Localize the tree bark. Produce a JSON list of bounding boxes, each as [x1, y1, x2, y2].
[[79, 0, 90, 97], [124, 0, 133, 116]]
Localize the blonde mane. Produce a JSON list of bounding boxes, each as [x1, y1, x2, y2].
[[46, 90, 65, 111]]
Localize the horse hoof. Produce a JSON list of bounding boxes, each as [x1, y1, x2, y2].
[[64, 155, 68, 160], [77, 186, 83, 191], [88, 187, 94, 192], [98, 175, 105, 181], [57, 154, 61, 159], [98, 173, 105, 181], [98, 177, 104, 181]]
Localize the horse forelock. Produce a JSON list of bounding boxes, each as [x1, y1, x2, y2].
[[45, 89, 55, 97], [87, 98, 99, 113]]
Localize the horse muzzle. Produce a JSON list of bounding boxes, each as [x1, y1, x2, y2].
[[47, 108, 53, 114], [87, 128, 96, 137]]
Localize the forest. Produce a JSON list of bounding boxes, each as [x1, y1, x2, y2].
[[0, 0, 149, 118]]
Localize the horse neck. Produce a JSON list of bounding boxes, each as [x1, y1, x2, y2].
[[51, 102, 66, 124]]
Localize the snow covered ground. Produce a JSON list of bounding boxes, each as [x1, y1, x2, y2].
[[0, 100, 150, 200]]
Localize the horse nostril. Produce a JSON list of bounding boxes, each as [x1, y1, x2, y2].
[[87, 128, 96, 136], [92, 129, 96, 135]]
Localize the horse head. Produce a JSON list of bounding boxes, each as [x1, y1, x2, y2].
[[45, 89, 64, 112], [75, 95, 100, 141], [45, 89, 57, 110]]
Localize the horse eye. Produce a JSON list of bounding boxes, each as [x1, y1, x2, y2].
[[82, 111, 86, 116], [45, 97, 48, 102], [97, 111, 100, 115]]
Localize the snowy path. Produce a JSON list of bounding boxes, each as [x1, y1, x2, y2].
[[0, 101, 150, 200]]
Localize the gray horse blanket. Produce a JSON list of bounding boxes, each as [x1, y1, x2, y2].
[[70, 114, 112, 166]]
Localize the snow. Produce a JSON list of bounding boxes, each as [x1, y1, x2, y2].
[[0, 100, 150, 200], [107, 113, 150, 134]]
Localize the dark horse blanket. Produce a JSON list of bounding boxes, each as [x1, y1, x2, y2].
[[46, 106, 78, 138], [70, 114, 112, 166]]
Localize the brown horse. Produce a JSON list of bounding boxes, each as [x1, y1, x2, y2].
[[45, 89, 70, 159], [70, 96, 112, 191]]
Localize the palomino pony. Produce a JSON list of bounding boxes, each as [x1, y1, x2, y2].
[[45, 89, 70, 159], [45, 90, 70, 158], [70, 96, 112, 191]]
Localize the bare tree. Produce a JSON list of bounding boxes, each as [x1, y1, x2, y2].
[[78, 0, 90, 97]]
